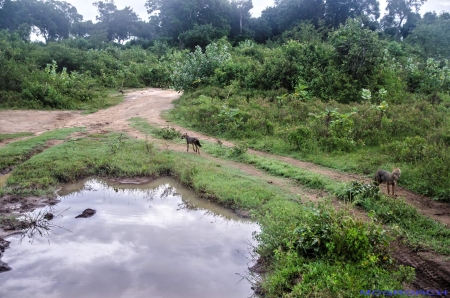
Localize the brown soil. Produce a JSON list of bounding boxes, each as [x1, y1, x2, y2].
[[1, 88, 450, 290], [391, 239, 450, 294]]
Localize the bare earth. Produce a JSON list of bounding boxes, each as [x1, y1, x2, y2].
[[1, 88, 450, 291]]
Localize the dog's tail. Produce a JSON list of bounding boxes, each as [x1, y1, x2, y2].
[[374, 170, 381, 185], [196, 140, 202, 147]]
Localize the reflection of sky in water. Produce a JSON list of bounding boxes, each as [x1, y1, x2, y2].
[[0, 178, 260, 298]]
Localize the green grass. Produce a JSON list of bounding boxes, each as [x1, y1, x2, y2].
[[359, 194, 450, 254], [167, 90, 450, 201], [130, 117, 347, 194], [0, 128, 83, 170], [0, 132, 415, 297], [163, 108, 386, 178], [130, 118, 450, 256], [0, 132, 34, 142], [2, 132, 290, 210], [129, 117, 163, 135]]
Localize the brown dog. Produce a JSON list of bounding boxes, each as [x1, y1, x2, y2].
[[374, 168, 401, 196]]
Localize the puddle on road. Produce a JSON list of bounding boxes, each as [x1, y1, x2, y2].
[[0, 177, 259, 298]]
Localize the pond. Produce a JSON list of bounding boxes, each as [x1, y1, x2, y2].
[[0, 177, 259, 298]]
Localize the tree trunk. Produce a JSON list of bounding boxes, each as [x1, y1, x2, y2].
[[395, 15, 405, 40], [239, 10, 243, 34]]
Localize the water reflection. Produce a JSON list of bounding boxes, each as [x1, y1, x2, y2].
[[0, 177, 259, 298]]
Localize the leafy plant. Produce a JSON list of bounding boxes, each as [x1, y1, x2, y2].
[[155, 127, 181, 140], [339, 181, 381, 203], [171, 41, 231, 91], [230, 142, 248, 157]]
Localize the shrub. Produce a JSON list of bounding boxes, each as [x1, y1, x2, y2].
[[339, 181, 382, 203], [287, 126, 313, 150], [155, 127, 181, 140], [171, 41, 232, 91]]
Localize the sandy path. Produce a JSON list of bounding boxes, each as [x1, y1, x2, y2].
[[0, 88, 449, 226]]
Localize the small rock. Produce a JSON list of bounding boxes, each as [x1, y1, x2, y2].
[[43, 213, 54, 220], [0, 238, 10, 252], [75, 208, 96, 218], [0, 260, 12, 272]]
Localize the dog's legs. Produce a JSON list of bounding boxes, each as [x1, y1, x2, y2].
[[387, 183, 390, 195], [186, 142, 189, 152], [392, 183, 395, 196]]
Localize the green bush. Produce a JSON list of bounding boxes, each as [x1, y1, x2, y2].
[[155, 127, 181, 140], [171, 41, 232, 91], [339, 181, 382, 203]]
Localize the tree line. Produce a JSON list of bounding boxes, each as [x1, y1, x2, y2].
[[0, 0, 447, 50]]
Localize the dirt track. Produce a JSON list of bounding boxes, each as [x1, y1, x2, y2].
[[1, 88, 449, 226], [1, 88, 450, 291]]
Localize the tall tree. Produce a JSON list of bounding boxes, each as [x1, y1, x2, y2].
[[324, 0, 380, 29], [331, 18, 385, 95], [49, 0, 82, 24], [94, 0, 140, 43], [28, 0, 82, 41], [0, 0, 81, 41], [94, 0, 116, 23], [109, 6, 140, 43], [145, 0, 231, 42], [230, 0, 252, 35], [383, 0, 426, 40], [405, 12, 450, 59], [259, 0, 325, 35]]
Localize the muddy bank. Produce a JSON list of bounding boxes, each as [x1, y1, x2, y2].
[[0, 194, 59, 238], [0, 237, 11, 272]]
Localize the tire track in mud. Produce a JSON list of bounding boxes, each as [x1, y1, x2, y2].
[[391, 240, 450, 294]]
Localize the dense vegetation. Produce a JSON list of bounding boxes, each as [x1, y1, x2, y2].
[[2, 0, 450, 296]]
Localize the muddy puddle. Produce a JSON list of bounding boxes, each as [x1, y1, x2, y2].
[[0, 177, 259, 298]]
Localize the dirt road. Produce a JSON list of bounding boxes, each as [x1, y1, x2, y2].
[[0, 88, 449, 226]]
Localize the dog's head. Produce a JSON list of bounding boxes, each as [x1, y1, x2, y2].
[[392, 168, 401, 180], [181, 133, 187, 139]]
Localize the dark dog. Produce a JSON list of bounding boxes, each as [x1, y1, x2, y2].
[[374, 168, 401, 196], [181, 133, 201, 154]]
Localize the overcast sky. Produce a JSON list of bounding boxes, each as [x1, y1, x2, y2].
[[67, 0, 450, 22]]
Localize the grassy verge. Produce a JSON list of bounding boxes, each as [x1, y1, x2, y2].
[[130, 118, 450, 256], [341, 182, 450, 255], [0, 131, 414, 297], [0, 132, 34, 142], [77, 90, 125, 113], [166, 91, 450, 201], [0, 128, 84, 171]]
